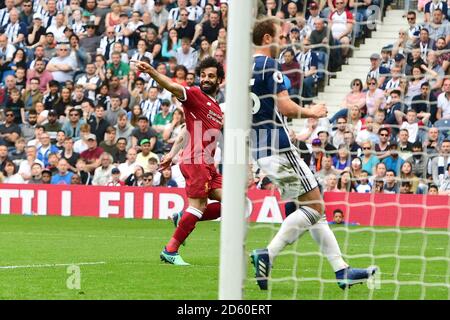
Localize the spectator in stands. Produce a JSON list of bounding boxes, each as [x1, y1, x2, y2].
[[333, 144, 352, 173], [297, 37, 318, 100], [26, 60, 53, 94], [51, 158, 74, 185], [428, 184, 439, 195], [399, 180, 413, 194], [80, 133, 104, 173], [355, 170, 371, 193], [316, 155, 338, 186], [383, 169, 399, 194], [99, 126, 118, 157], [329, 0, 354, 60], [344, 129, 362, 158], [365, 77, 386, 117], [430, 139, 450, 186], [438, 165, 450, 195], [356, 116, 379, 146], [2, 159, 24, 183], [437, 78, 450, 120], [331, 117, 347, 149], [18, 145, 43, 181], [46, 44, 77, 84], [382, 142, 405, 175], [424, 0, 449, 21], [424, 9, 450, 42], [0, 110, 18, 149], [380, 46, 395, 71], [114, 113, 134, 149], [28, 162, 43, 184], [108, 76, 130, 109], [106, 167, 123, 186], [317, 130, 337, 157], [330, 78, 366, 124], [159, 166, 178, 187], [415, 28, 435, 63], [88, 105, 110, 143], [105, 95, 127, 126], [337, 170, 356, 192], [392, 28, 413, 59], [136, 138, 159, 169], [92, 152, 114, 186], [200, 10, 222, 44], [36, 132, 60, 168], [118, 147, 138, 181], [131, 115, 158, 152], [281, 48, 301, 100], [162, 108, 185, 152], [350, 156, 363, 180], [174, 8, 198, 45], [142, 172, 154, 187], [61, 136, 79, 173], [360, 140, 379, 175], [63, 109, 85, 142], [9, 137, 26, 165], [423, 51, 445, 91], [399, 161, 422, 194], [384, 65, 402, 96], [41, 169, 52, 184], [324, 173, 339, 192], [435, 37, 449, 74], [375, 127, 391, 160], [385, 89, 405, 128], [174, 37, 198, 72], [125, 165, 145, 186], [367, 53, 389, 89], [424, 126, 439, 158]]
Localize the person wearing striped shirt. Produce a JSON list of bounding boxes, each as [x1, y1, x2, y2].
[[1, 8, 27, 47], [140, 86, 162, 124], [0, 0, 14, 28], [296, 37, 318, 99], [167, 0, 189, 30], [187, 0, 203, 23]]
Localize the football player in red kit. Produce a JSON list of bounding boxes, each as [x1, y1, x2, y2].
[[134, 57, 224, 265]]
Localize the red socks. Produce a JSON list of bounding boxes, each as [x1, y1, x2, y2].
[[201, 202, 221, 221], [165, 203, 221, 253]]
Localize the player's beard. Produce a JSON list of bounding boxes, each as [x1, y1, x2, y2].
[[200, 80, 219, 96]]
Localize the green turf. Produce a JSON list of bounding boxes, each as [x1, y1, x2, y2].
[[0, 215, 449, 300]]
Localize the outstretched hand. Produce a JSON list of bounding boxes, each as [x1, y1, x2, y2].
[[131, 59, 153, 74], [159, 154, 173, 172]]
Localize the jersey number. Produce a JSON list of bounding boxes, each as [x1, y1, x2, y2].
[[250, 78, 260, 114]]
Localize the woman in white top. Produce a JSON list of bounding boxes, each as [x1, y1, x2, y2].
[[2, 160, 25, 184]]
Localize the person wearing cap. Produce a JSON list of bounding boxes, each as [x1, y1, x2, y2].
[[306, 2, 321, 30], [43, 109, 62, 135], [106, 166, 125, 186], [136, 138, 159, 169], [80, 133, 104, 173], [79, 20, 101, 61], [367, 53, 389, 88]]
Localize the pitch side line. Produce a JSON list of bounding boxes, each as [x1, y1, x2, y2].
[[0, 261, 106, 270]]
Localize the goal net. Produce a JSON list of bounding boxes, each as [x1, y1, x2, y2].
[[222, 0, 450, 300]]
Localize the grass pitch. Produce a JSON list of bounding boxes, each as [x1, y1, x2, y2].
[[0, 215, 449, 300]]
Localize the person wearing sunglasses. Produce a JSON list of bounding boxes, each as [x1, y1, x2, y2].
[[366, 77, 386, 117], [46, 44, 76, 83], [329, 78, 366, 124], [0, 108, 20, 148]]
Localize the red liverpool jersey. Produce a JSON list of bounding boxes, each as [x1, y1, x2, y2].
[[180, 86, 223, 165]]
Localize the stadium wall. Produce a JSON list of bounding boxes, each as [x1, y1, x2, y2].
[[0, 184, 449, 229]]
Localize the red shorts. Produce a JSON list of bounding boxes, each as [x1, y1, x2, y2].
[[179, 163, 222, 198]]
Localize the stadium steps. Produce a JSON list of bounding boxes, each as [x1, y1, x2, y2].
[[316, 9, 410, 116]]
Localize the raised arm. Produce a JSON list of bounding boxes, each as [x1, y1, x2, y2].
[[133, 60, 185, 100]]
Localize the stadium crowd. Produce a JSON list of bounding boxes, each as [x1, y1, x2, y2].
[[0, 0, 448, 196]]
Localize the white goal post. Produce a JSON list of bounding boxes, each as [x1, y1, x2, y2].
[[219, 0, 255, 300]]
